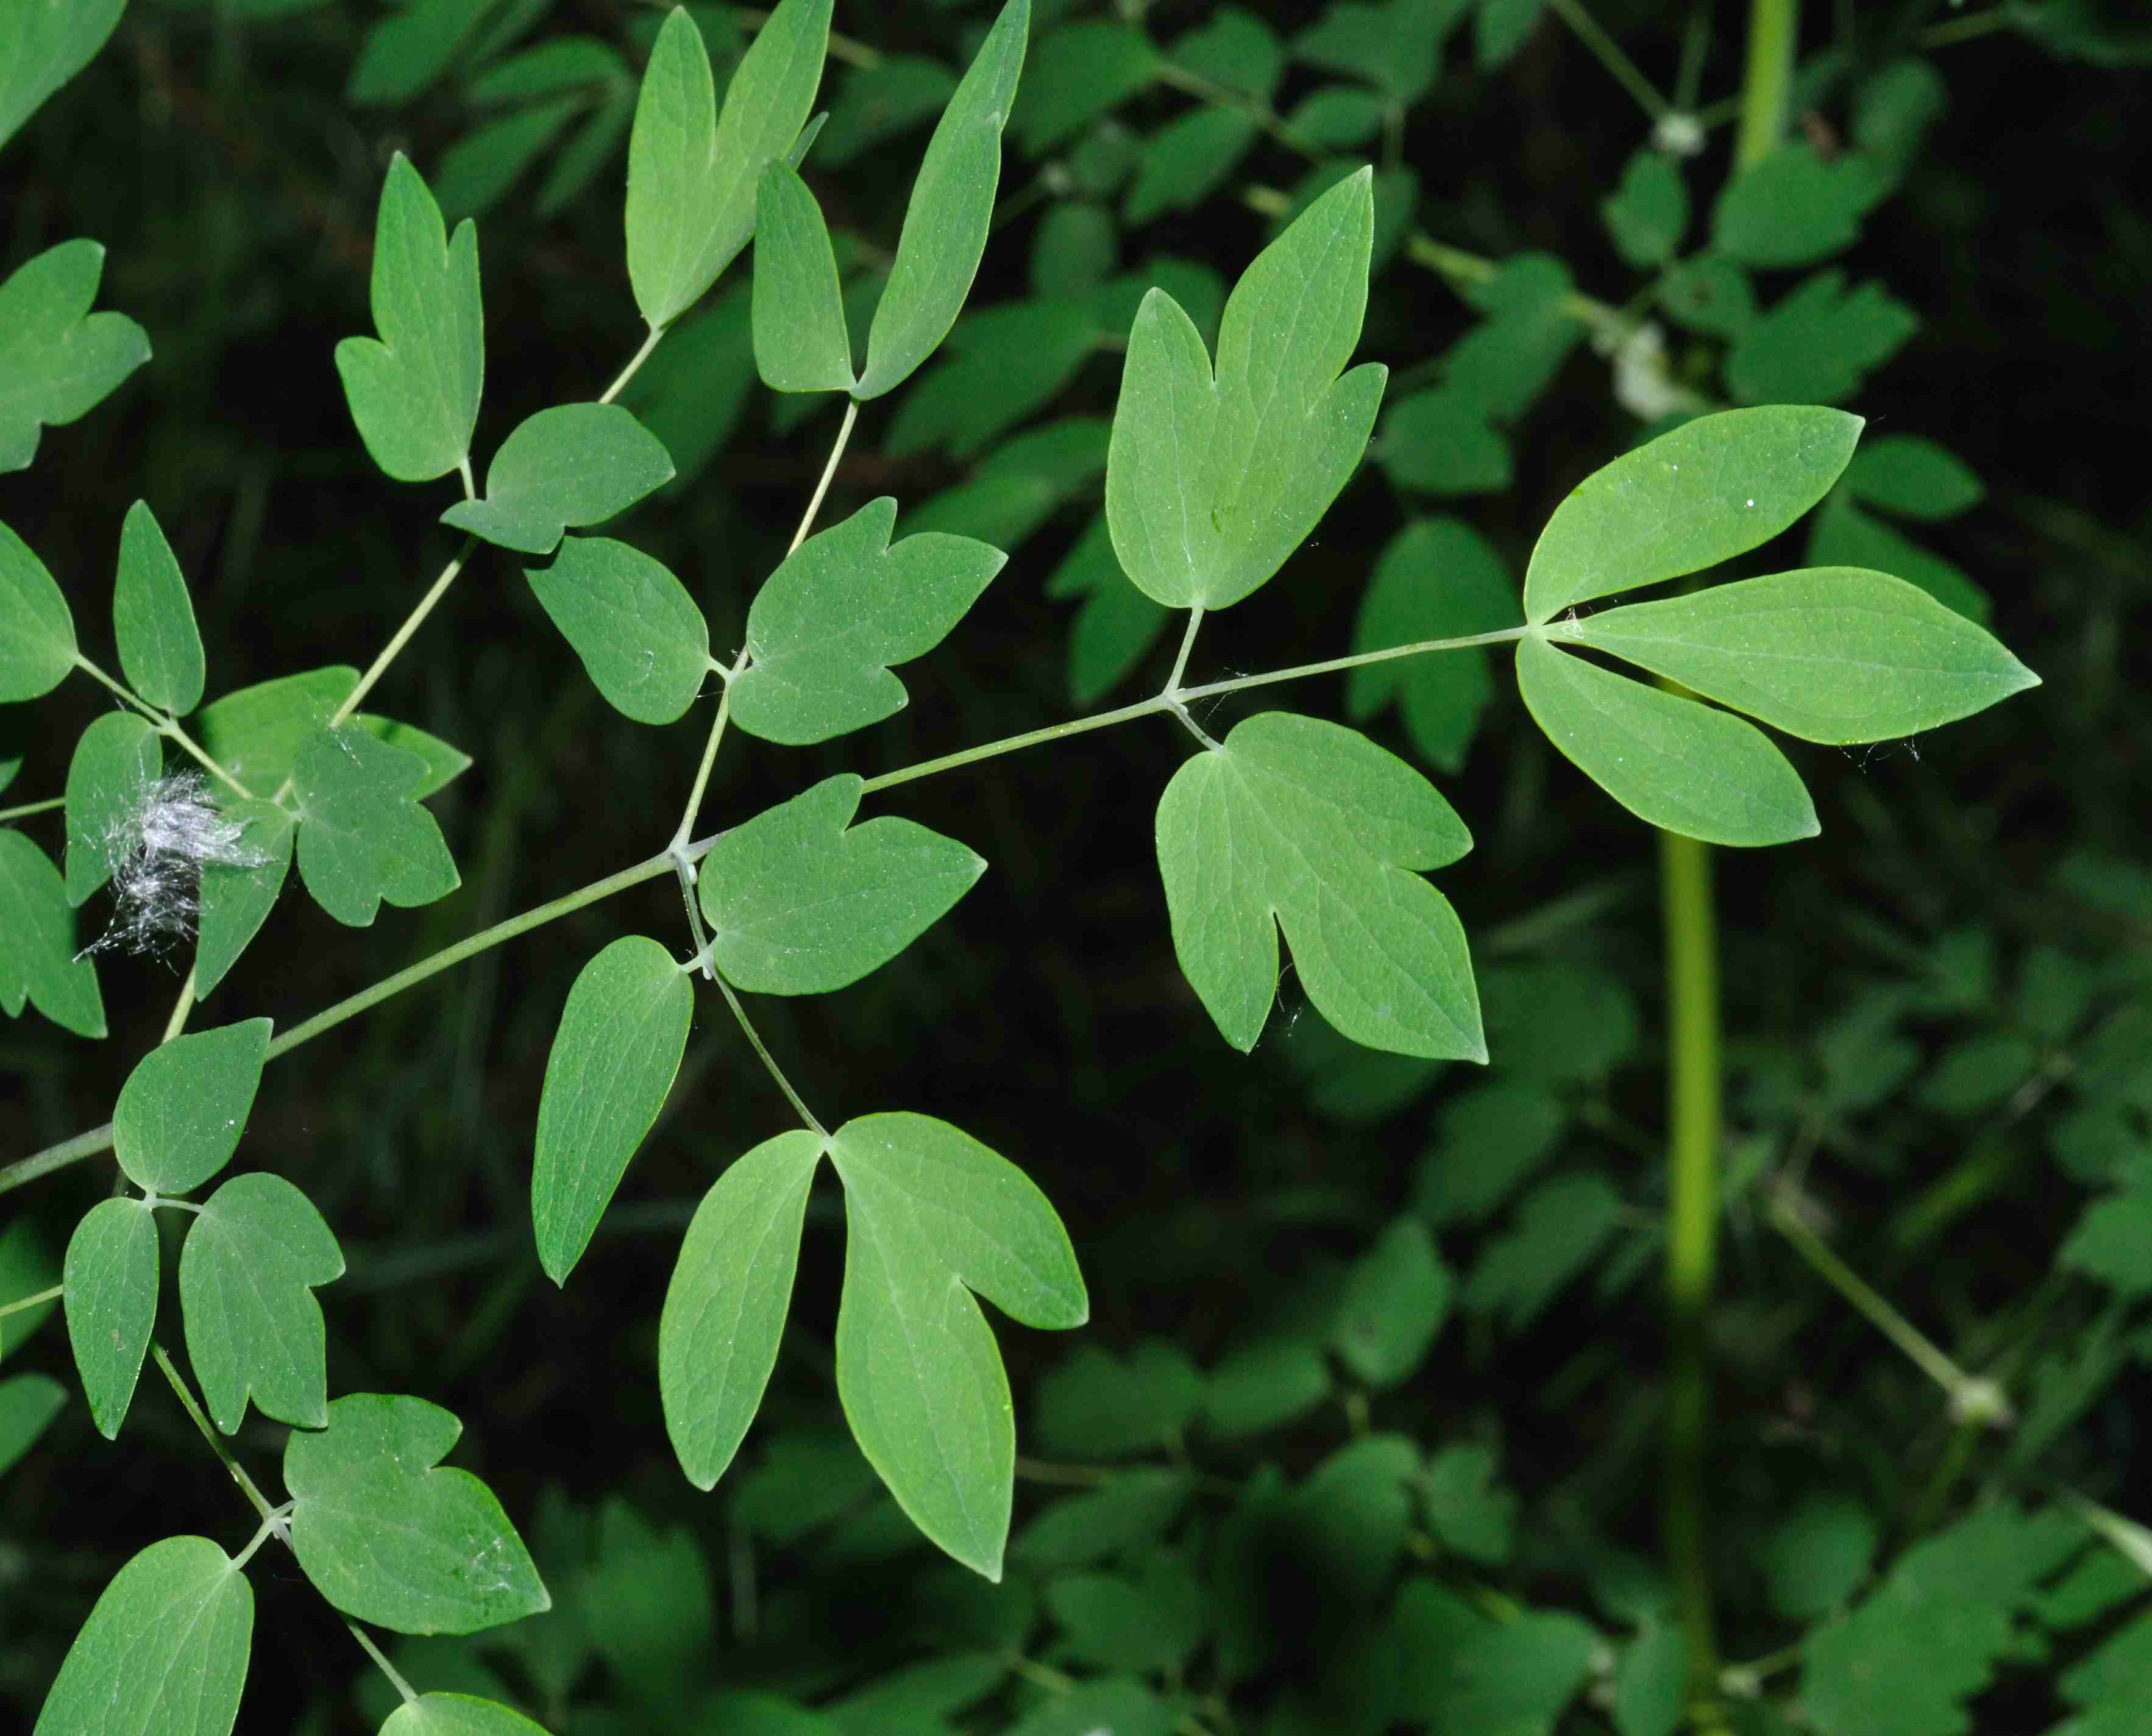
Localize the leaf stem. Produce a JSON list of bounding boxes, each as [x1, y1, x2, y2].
[[600, 324, 667, 405], [162, 966, 197, 1044], [712, 970, 826, 1139], [73, 655, 254, 799], [0, 796, 63, 823], [324, 535, 479, 733], [4, 622, 1514, 1194], [790, 398, 859, 557], [1734, 0, 1797, 169], [0, 1283, 62, 1320], [150, 1343, 280, 1524], [1548, 0, 1672, 119], [345, 1620, 420, 1706]]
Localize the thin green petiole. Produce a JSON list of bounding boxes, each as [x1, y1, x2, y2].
[[151, 1343, 280, 1524], [859, 696, 1171, 796], [0, 795, 63, 823], [711, 969, 826, 1139], [162, 967, 197, 1044], [1162, 608, 1218, 749], [1181, 626, 1532, 702], [669, 684, 734, 980], [1548, 0, 1672, 119], [324, 535, 479, 735], [0, 1283, 62, 1320], [790, 398, 859, 557], [600, 324, 667, 405], [74, 655, 254, 800], [345, 1621, 420, 1706]]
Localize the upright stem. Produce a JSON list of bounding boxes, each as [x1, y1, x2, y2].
[[325, 536, 479, 731], [1660, 827, 1724, 1714], [1660, 7, 1796, 1722]]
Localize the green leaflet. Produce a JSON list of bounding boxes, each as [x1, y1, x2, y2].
[[285, 1393, 550, 1635], [380, 1695, 554, 1735], [1105, 170, 1386, 611], [1600, 149, 1689, 268], [1421, 1442, 1518, 1565], [829, 1111, 1087, 1579], [0, 240, 151, 473], [753, 161, 853, 393], [730, 497, 1005, 745], [0, 1218, 59, 1359], [1034, 1341, 1204, 1460], [697, 775, 984, 995], [179, 1173, 344, 1433], [532, 936, 694, 1284], [112, 500, 207, 716], [112, 1017, 272, 1195], [525, 536, 711, 725], [1842, 434, 1984, 521], [63, 711, 162, 906], [1045, 1560, 1206, 1676], [0, 0, 127, 153], [335, 155, 485, 485], [659, 1131, 822, 1490], [347, 0, 495, 107], [441, 402, 675, 555], [195, 800, 295, 998], [1711, 143, 1888, 269], [853, 0, 1030, 400], [62, 1199, 158, 1440], [0, 1372, 66, 1476], [30, 1536, 252, 1736], [1154, 711, 1483, 1060], [1345, 517, 1518, 774], [1014, 21, 1158, 155], [1125, 107, 1259, 226], [1727, 271, 1919, 406], [293, 725, 461, 927], [625, 0, 833, 332], [1524, 405, 1863, 625], [1330, 1217, 1451, 1388], [194, 667, 469, 797], [0, 518, 77, 701], [1568, 567, 2038, 744], [1515, 634, 1817, 846], [0, 831, 105, 1036]]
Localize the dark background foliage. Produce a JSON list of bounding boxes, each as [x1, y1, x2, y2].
[[4, 2, 2150, 1731]]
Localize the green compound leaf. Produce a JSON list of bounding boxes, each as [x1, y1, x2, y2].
[[730, 497, 1006, 745], [526, 536, 711, 725], [335, 154, 484, 485], [0, 0, 127, 154], [442, 403, 675, 556], [1106, 169, 1385, 611], [1569, 567, 2039, 743], [1346, 517, 1519, 774], [853, 0, 1031, 401], [1515, 634, 1817, 846], [1799, 1501, 2080, 1736], [698, 775, 985, 995], [380, 1695, 555, 1736], [30, 1536, 252, 1736], [0, 518, 77, 701], [179, 1173, 344, 1434], [660, 1130, 822, 1490], [1154, 711, 1483, 1060], [0, 831, 105, 1036], [829, 1111, 1087, 1579], [626, 0, 833, 332], [293, 725, 461, 927], [195, 799, 295, 998], [62, 1198, 158, 1440], [1523, 405, 1863, 625], [64, 710, 161, 906], [0, 240, 151, 474], [752, 161, 853, 393], [112, 500, 207, 716], [113, 1018, 272, 1195], [533, 936, 694, 1285], [0, 1372, 66, 1476], [285, 1392, 550, 1636]]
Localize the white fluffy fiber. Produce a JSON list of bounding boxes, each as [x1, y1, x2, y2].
[[82, 772, 268, 959]]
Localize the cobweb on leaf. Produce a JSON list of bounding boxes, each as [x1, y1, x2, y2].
[[79, 772, 270, 961]]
